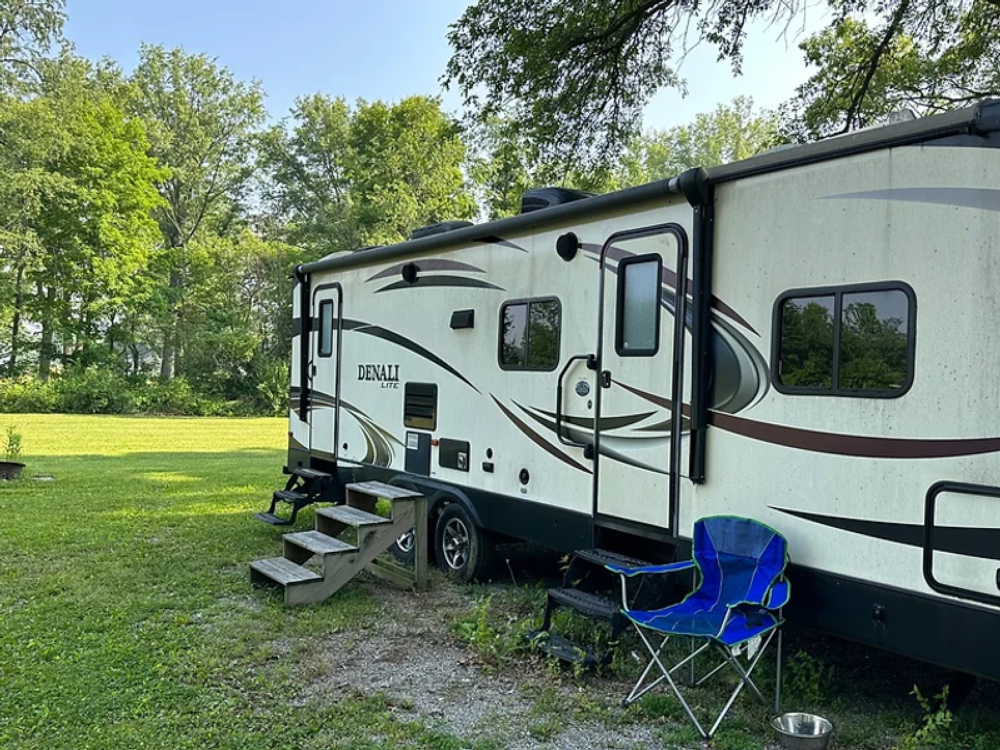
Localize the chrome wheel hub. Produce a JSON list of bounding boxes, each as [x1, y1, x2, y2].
[[396, 529, 415, 554], [442, 518, 470, 570]]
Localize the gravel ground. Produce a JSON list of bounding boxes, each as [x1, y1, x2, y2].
[[292, 551, 1000, 750], [297, 576, 664, 749]]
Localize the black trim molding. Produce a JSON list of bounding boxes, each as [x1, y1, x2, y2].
[[333, 462, 593, 552], [787, 564, 1000, 681]]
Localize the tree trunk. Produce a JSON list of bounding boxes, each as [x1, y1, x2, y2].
[[159, 268, 183, 379], [129, 316, 140, 375], [159, 328, 175, 379], [38, 285, 56, 382], [9, 264, 24, 376]]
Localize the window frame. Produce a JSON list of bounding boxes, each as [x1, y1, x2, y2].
[[403, 382, 438, 431], [318, 299, 335, 358], [614, 253, 664, 357], [771, 280, 917, 399], [497, 296, 562, 372]]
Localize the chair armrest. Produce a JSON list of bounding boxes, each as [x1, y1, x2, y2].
[[766, 579, 791, 610], [606, 559, 696, 612], [604, 559, 696, 578]]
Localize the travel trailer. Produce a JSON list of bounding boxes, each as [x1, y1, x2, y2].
[[267, 100, 1000, 681]]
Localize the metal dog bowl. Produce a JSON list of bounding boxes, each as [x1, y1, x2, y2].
[[772, 712, 834, 750]]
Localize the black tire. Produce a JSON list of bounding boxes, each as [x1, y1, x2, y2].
[[390, 527, 416, 565], [435, 503, 493, 582]]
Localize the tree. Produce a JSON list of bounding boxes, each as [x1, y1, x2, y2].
[[178, 231, 302, 410], [624, 96, 782, 181], [787, 3, 1000, 138], [0, 0, 66, 93], [258, 94, 356, 255], [469, 97, 781, 219], [127, 45, 267, 378], [0, 54, 164, 378], [260, 94, 475, 255], [445, 0, 997, 165]]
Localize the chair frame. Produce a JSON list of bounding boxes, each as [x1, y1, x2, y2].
[[608, 518, 789, 739]]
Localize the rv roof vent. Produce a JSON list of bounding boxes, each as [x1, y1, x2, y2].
[[409, 220, 474, 241], [520, 187, 597, 214]]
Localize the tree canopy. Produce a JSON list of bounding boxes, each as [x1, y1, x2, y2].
[[0, 0, 66, 92], [445, 0, 1000, 165], [260, 94, 475, 255], [0, 1, 992, 415]]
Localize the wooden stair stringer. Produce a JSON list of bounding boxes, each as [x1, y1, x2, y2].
[[284, 500, 416, 606]]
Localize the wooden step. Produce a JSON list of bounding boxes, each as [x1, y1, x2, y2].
[[283, 530, 357, 557], [249, 557, 321, 587], [317, 505, 391, 528], [345, 481, 422, 501]]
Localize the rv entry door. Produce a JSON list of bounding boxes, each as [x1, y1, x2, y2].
[[310, 284, 343, 461], [593, 225, 688, 534]]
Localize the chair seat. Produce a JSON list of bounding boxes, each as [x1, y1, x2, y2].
[[625, 600, 779, 647]]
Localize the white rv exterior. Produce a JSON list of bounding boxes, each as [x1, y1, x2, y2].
[[287, 101, 1000, 679]]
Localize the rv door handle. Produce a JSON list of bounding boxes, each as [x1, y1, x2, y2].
[[601, 371, 611, 388]]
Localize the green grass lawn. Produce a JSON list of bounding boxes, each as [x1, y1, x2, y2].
[[5, 415, 999, 750], [0, 415, 483, 750]]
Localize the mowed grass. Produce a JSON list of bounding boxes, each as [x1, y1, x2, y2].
[[0, 415, 482, 750]]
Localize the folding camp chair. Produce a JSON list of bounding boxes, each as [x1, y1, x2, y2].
[[606, 516, 790, 739]]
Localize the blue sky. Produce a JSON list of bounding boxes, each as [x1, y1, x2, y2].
[[65, 0, 827, 130]]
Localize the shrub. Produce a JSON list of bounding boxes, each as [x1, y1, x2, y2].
[[0, 367, 283, 417], [250, 358, 289, 417], [138, 377, 204, 415], [5, 425, 23, 462], [0, 378, 59, 413], [55, 368, 139, 414]]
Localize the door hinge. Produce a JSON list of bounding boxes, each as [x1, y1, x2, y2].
[[311, 364, 317, 376], [600, 370, 611, 388]]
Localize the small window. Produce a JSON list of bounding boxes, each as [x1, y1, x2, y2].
[[616, 255, 662, 356], [499, 298, 561, 370], [774, 282, 915, 397], [318, 300, 334, 358], [404, 383, 438, 430]]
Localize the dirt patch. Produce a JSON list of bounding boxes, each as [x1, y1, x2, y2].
[[296, 576, 661, 749]]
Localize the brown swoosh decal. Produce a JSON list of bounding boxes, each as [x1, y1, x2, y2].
[[531, 407, 655, 431], [491, 396, 591, 474], [581, 243, 757, 334], [615, 380, 1000, 460], [375, 276, 505, 293], [366, 259, 487, 282]]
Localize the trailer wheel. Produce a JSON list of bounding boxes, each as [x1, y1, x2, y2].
[[390, 528, 416, 565], [435, 503, 493, 582]]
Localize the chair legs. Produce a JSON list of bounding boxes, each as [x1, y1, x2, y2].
[[624, 625, 782, 740]]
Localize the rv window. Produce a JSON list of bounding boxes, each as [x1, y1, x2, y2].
[[500, 303, 528, 367], [404, 382, 438, 430], [839, 289, 911, 391], [777, 295, 835, 388], [499, 298, 561, 370], [318, 300, 334, 358], [616, 255, 662, 356], [775, 282, 915, 397]]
